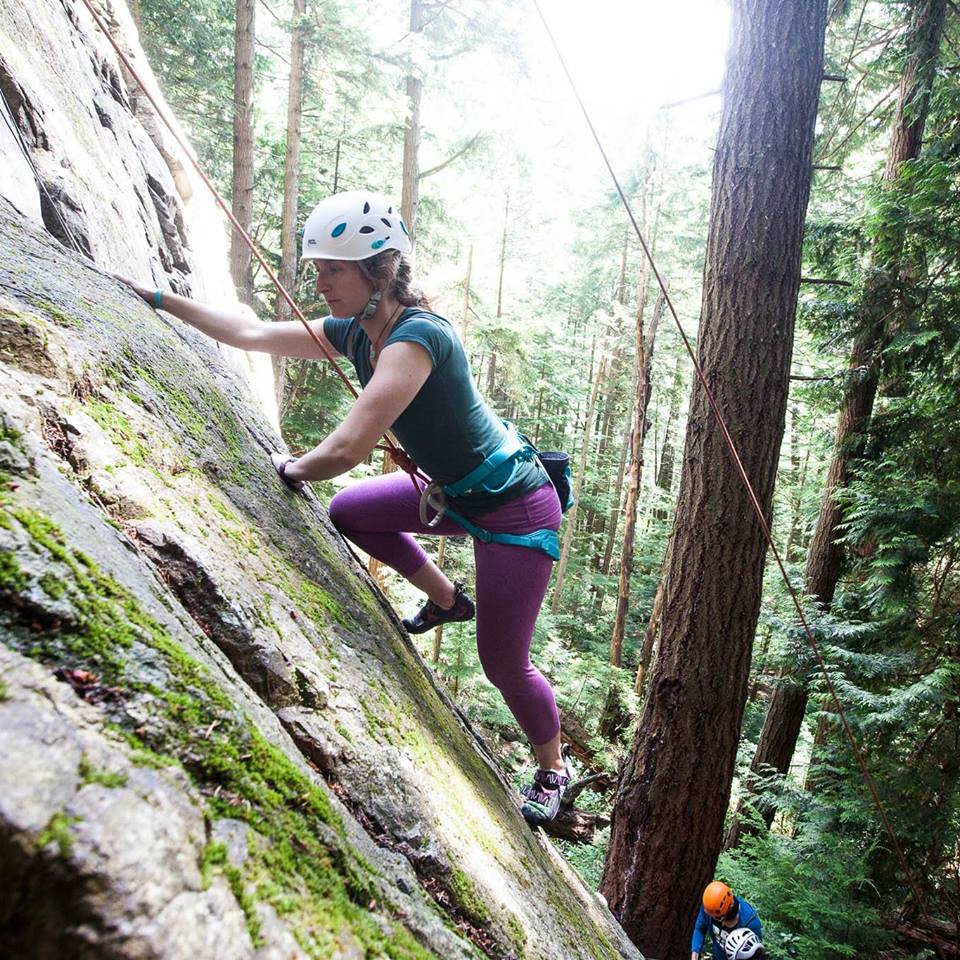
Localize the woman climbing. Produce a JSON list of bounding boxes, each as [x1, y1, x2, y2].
[[117, 190, 572, 826]]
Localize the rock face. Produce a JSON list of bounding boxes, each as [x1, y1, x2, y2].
[[0, 0, 277, 426], [0, 4, 644, 958]]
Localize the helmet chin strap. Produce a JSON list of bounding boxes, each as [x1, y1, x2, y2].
[[358, 288, 382, 322]]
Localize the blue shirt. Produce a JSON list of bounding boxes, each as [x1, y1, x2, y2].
[[690, 898, 762, 960], [324, 308, 548, 515]]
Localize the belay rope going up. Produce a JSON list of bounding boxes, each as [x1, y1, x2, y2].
[[78, 0, 941, 946], [530, 0, 943, 948]]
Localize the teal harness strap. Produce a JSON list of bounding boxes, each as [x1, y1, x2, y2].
[[442, 422, 534, 498], [443, 507, 561, 562], [435, 420, 560, 561]]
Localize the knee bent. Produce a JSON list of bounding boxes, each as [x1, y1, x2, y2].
[[327, 489, 353, 532]]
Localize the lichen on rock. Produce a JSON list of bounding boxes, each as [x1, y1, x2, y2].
[[0, 1, 644, 955]]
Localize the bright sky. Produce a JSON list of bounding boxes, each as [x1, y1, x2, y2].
[[369, 0, 733, 315]]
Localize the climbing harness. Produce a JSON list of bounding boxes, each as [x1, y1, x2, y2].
[[531, 0, 941, 946], [417, 421, 572, 560]]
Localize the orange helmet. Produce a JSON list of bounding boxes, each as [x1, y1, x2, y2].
[[703, 881, 736, 921]]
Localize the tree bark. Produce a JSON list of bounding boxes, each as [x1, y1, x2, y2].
[[551, 346, 604, 612], [275, 0, 307, 326], [599, 4, 827, 957], [496, 190, 509, 319], [400, 0, 425, 243], [731, 0, 948, 843], [274, 0, 308, 410], [230, 0, 256, 305], [609, 286, 665, 667]]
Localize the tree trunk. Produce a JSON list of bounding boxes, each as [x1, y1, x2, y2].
[[275, 0, 307, 324], [600, 414, 632, 576], [401, 0, 425, 242], [635, 523, 674, 695], [609, 285, 665, 667], [551, 346, 604, 612], [731, 0, 948, 843], [273, 0, 308, 407], [655, 356, 683, 494], [496, 190, 509, 319], [599, 5, 827, 958], [230, 0, 256, 305]]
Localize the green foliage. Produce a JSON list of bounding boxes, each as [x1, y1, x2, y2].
[[718, 807, 890, 960]]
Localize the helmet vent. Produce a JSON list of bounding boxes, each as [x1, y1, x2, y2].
[[359, 226, 375, 234], [331, 222, 347, 238], [381, 218, 392, 227], [362, 201, 371, 214]]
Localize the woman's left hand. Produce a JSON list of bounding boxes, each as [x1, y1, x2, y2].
[[271, 452, 305, 492]]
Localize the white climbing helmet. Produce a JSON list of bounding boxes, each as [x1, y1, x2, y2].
[[300, 190, 412, 261], [724, 928, 763, 960]]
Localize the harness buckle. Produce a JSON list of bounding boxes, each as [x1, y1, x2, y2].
[[419, 481, 449, 528]]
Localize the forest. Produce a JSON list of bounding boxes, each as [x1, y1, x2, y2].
[[121, 0, 959, 957]]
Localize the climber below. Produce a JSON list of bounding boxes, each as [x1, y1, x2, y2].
[[691, 881, 764, 960]]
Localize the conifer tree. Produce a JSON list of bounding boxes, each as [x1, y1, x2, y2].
[[600, 4, 828, 957]]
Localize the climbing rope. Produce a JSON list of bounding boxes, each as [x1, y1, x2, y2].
[[63, 0, 943, 943], [74, 0, 426, 492], [531, 0, 944, 949], [0, 86, 89, 258]]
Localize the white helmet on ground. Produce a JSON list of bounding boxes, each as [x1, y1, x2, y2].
[[724, 928, 763, 960], [301, 190, 412, 261]]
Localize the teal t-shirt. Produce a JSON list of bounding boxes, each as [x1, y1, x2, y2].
[[323, 308, 548, 515]]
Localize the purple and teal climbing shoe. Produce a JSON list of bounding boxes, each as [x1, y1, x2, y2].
[[401, 581, 475, 635], [520, 758, 573, 826]]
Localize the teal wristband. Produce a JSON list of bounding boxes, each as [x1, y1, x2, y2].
[[153, 289, 163, 309]]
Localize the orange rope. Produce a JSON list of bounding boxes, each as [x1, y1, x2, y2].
[[532, 0, 943, 948], [76, 0, 425, 491]]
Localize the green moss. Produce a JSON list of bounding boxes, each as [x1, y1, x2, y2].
[[0, 681, 8, 701], [39, 572, 67, 599], [201, 840, 229, 884], [334, 721, 353, 744], [546, 886, 616, 960], [226, 863, 264, 945], [78, 758, 128, 789], [0, 550, 28, 591], [506, 914, 528, 958], [85, 399, 151, 466], [28, 297, 80, 329], [0, 502, 443, 958], [448, 866, 492, 929], [0, 421, 22, 445], [38, 812, 80, 857]]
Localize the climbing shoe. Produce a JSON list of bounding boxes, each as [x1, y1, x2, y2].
[[520, 758, 573, 826], [401, 581, 475, 635]]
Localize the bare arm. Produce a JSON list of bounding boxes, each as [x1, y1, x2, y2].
[[114, 275, 340, 360], [285, 341, 432, 482]]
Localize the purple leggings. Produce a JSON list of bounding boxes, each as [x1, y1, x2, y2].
[[329, 472, 562, 746]]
